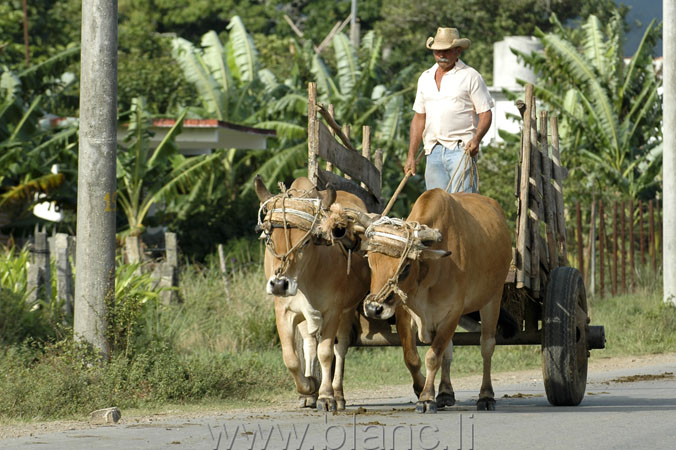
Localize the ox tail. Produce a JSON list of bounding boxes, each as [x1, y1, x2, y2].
[[497, 306, 519, 339]]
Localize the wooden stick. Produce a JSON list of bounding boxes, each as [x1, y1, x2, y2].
[[217, 244, 231, 302], [381, 148, 424, 216], [540, 111, 558, 272], [317, 104, 358, 153]]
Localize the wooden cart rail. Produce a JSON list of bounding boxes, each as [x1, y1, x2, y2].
[[306, 82, 384, 213]]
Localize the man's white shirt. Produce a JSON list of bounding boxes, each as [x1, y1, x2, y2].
[[413, 59, 494, 154]]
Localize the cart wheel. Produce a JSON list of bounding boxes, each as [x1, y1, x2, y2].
[[542, 266, 588, 406]]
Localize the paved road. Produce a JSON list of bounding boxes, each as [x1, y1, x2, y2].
[[2, 360, 675, 450]]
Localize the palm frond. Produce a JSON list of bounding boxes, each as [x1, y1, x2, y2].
[[226, 15, 259, 83], [171, 37, 226, 119], [255, 121, 306, 141], [240, 143, 307, 195], [311, 54, 337, 101], [332, 33, 360, 96], [581, 15, 608, 80], [201, 30, 235, 99]]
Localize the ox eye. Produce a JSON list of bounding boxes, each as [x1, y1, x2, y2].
[[398, 263, 411, 282]]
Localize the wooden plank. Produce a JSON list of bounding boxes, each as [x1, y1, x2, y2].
[[317, 121, 381, 198], [55, 233, 74, 318], [540, 111, 558, 272], [325, 104, 335, 172], [516, 85, 534, 289], [307, 83, 319, 185], [317, 169, 383, 213], [550, 115, 567, 266], [317, 104, 358, 153], [361, 125, 371, 190], [599, 200, 605, 297], [529, 93, 541, 295]]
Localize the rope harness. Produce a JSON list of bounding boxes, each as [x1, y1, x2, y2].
[[445, 151, 479, 193], [258, 188, 322, 277], [364, 217, 439, 306], [258, 186, 363, 277]]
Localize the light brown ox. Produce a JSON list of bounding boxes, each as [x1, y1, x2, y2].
[[359, 188, 512, 413], [255, 175, 369, 412]]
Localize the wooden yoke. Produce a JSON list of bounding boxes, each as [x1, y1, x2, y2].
[[306, 83, 383, 213]]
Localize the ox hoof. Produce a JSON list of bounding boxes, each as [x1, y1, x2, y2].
[[298, 394, 317, 409], [317, 398, 337, 412], [436, 392, 456, 409], [476, 397, 496, 411], [415, 400, 437, 414], [336, 399, 346, 411]]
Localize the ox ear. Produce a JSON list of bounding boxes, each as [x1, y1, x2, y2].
[[318, 184, 337, 210], [254, 174, 273, 203], [419, 249, 452, 260]]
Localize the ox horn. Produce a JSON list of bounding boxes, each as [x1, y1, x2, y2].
[[416, 226, 443, 245], [353, 212, 378, 233], [318, 183, 337, 210], [254, 174, 273, 203]]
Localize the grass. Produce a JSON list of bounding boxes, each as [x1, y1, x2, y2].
[[1, 246, 675, 422]]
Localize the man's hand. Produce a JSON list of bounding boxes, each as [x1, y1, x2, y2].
[[404, 153, 417, 176], [465, 139, 480, 158]]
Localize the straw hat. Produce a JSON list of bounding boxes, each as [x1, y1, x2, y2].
[[425, 28, 471, 50]]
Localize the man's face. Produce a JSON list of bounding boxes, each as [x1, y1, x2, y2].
[[433, 47, 462, 70]]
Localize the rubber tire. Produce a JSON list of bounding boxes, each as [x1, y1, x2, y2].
[[294, 324, 322, 384], [542, 266, 589, 406]]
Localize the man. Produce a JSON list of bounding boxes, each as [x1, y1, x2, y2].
[[404, 27, 494, 193]]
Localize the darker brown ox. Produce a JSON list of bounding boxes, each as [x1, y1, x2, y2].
[[361, 189, 512, 413], [255, 175, 369, 412]]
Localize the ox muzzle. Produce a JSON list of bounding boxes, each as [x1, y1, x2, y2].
[[266, 275, 299, 297], [363, 292, 396, 320]]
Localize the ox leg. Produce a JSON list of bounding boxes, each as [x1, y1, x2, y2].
[[477, 296, 501, 411], [275, 304, 318, 405], [316, 316, 340, 412], [331, 311, 353, 411], [417, 316, 460, 414], [395, 307, 425, 398], [297, 321, 319, 408], [436, 342, 456, 408]]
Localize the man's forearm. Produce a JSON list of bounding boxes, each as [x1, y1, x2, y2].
[[408, 113, 426, 158], [474, 110, 492, 143]]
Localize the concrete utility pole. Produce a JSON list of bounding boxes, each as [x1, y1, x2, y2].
[[350, 0, 360, 48], [74, 0, 118, 357], [664, 0, 676, 307]]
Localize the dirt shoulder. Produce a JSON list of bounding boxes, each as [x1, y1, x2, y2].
[[2, 352, 675, 440]]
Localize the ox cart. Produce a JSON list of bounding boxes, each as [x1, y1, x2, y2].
[[296, 82, 605, 407]]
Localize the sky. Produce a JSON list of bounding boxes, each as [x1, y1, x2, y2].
[[620, 0, 662, 56]]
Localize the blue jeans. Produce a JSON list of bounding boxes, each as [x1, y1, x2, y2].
[[424, 142, 479, 193]]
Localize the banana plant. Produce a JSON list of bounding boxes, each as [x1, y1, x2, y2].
[[116, 98, 221, 236], [513, 13, 662, 198]]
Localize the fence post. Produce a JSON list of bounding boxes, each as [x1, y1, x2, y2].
[[621, 200, 626, 294], [639, 200, 645, 266], [588, 200, 596, 296], [576, 202, 584, 282], [54, 233, 74, 318], [599, 200, 605, 297], [159, 232, 179, 305], [613, 201, 618, 296], [629, 199, 635, 290], [27, 228, 51, 304], [650, 200, 656, 273]]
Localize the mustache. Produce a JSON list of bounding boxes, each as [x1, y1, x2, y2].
[[437, 57, 451, 63]]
